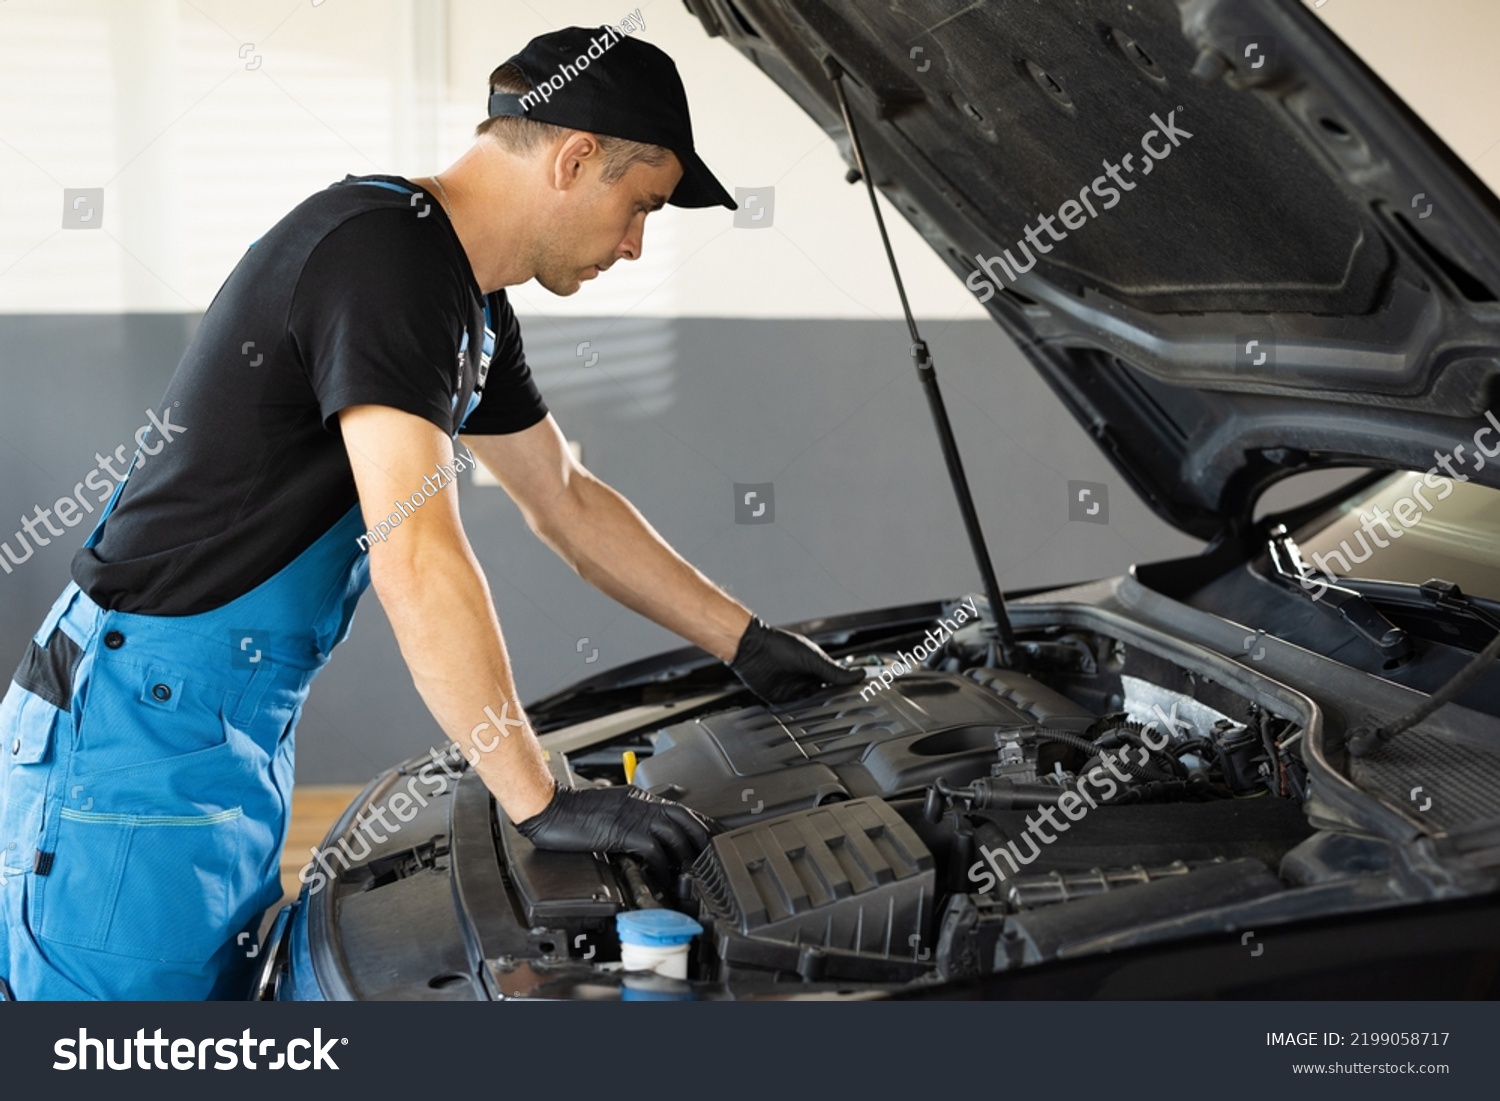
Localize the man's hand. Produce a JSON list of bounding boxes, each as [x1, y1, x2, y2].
[[729, 615, 865, 705], [515, 784, 720, 879]]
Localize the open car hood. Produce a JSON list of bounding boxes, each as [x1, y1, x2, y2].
[[686, 0, 1500, 539]]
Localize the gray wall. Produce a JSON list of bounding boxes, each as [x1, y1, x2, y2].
[[0, 314, 1201, 782]]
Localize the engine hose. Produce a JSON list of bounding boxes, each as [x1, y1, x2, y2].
[[1086, 714, 1152, 741], [1086, 715, 1190, 779], [1032, 728, 1178, 785], [1028, 727, 1104, 756], [1092, 751, 1179, 787], [1111, 731, 1189, 779]]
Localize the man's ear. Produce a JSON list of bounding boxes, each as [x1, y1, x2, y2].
[[552, 131, 603, 194]]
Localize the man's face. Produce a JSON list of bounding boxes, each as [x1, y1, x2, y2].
[[531, 145, 684, 296]]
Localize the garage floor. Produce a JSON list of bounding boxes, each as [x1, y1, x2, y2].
[[276, 785, 363, 908]]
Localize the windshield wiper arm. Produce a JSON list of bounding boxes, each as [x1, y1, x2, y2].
[[1266, 525, 1412, 665], [1415, 578, 1500, 634], [1348, 580, 1500, 757]]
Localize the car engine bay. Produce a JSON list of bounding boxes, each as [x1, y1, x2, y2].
[[498, 597, 1334, 992]]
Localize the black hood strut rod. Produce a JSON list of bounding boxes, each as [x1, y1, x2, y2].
[[825, 56, 1019, 667]]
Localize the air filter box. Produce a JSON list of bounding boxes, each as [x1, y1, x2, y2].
[[687, 797, 935, 982]]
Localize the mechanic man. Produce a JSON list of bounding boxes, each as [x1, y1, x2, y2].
[[0, 26, 862, 1001]]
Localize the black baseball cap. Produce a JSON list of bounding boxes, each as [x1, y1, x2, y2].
[[487, 26, 734, 211]]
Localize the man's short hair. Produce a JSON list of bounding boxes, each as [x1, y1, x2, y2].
[[475, 63, 672, 184]]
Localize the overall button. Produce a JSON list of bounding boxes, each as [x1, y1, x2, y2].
[[104, 631, 125, 650], [10, 738, 18, 755], [151, 684, 172, 702]]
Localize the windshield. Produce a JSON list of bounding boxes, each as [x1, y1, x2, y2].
[[1292, 473, 1500, 602]]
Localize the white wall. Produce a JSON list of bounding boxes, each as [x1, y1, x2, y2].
[[1311, 0, 1500, 197], [3, 0, 1498, 319], [0, 0, 984, 319]]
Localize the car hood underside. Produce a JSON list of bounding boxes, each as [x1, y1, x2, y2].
[[685, 0, 1500, 537]]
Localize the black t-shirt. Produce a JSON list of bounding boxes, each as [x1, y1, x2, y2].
[[72, 174, 549, 615]]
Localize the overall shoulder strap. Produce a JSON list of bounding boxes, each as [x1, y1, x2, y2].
[[347, 179, 415, 196]]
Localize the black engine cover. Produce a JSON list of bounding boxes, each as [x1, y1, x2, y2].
[[632, 669, 1093, 827]]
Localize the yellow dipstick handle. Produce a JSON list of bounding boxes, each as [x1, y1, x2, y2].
[[622, 750, 638, 784]]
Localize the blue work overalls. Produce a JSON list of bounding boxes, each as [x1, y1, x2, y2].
[[0, 179, 487, 1000]]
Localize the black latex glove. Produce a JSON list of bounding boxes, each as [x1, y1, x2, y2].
[[728, 615, 866, 705], [515, 784, 721, 879]]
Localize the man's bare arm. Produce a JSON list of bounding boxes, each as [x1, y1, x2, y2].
[[342, 404, 554, 823], [463, 416, 753, 661]]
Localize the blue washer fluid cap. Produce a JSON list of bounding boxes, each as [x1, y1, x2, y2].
[[616, 909, 704, 947]]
